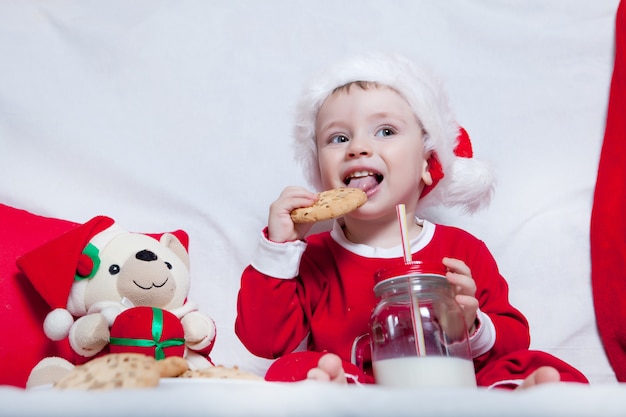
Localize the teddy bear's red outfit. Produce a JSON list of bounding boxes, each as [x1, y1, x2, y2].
[[236, 220, 588, 388]]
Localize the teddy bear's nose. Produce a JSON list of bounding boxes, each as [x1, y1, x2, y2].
[[136, 249, 158, 262]]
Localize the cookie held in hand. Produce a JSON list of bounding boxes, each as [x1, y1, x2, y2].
[[290, 188, 367, 224]]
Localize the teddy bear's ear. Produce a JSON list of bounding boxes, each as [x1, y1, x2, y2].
[[169, 229, 189, 250], [160, 232, 190, 270]]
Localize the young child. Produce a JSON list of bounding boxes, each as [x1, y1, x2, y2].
[[235, 53, 588, 389]]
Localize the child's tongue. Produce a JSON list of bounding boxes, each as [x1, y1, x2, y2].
[[348, 175, 379, 192]]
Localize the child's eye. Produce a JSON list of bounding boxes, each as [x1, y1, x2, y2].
[[375, 127, 395, 137], [330, 134, 350, 144]]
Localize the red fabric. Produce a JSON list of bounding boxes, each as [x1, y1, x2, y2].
[[145, 230, 190, 251], [265, 349, 588, 388], [476, 350, 588, 388], [591, 0, 626, 382], [265, 351, 374, 384], [16, 215, 115, 309], [0, 204, 78, 388], [454, 127, 473, 158], [110, 306, 186, 359], [421, 126, 473, 198]]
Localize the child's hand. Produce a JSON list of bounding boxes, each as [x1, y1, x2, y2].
[[267, 186, 318, 243], [442, 257, 479, 334]]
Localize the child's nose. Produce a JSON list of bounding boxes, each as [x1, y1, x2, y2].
[[346, 136, 372, 158]]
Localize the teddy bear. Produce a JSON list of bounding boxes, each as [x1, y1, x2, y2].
[[12, 212, 216, 387]]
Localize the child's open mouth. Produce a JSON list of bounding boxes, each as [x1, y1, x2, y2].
[[343, 170, 383, 193]]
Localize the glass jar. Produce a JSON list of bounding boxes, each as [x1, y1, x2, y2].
[[369, 261, 476, 388]]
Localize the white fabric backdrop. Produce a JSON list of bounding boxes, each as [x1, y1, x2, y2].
[[0, 0, 619, 393]]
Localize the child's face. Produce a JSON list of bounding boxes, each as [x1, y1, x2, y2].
[[315, 85, 431, 216]]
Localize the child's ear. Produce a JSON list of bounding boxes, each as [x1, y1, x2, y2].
[[420, 147, 444, 198], [421, 152, 434, 186]]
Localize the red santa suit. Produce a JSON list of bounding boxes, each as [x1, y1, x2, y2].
[[236, 219, 588, 388]]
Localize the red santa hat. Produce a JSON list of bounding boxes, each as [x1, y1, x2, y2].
[[293, 53, 494, 213], [16, 215, 118, 340]]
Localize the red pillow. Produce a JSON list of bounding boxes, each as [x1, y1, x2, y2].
[[0, 204, 78, 388]]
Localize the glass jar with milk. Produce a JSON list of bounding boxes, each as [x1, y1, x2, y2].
[[370, 261, 477, 388]]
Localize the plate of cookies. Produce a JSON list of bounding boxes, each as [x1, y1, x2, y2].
[[40, 353, 264, 391]]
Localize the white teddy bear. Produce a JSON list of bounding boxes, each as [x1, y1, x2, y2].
[[18, 216, 216, 387]]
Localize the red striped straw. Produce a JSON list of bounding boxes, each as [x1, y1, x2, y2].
[[397, 203, 426, 356], [396, 204, 412, 264]]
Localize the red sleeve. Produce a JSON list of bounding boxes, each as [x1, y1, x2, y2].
[[470, 241, 531, 371], [235, 265, 311, 358]]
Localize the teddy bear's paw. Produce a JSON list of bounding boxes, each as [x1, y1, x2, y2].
[[26, 356, 75, 388], [185, 351, 214, 370], [181, 312, 216, 350], [69, 313, 110, 356]]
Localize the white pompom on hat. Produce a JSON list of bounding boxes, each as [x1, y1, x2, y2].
[[293, 53, 494, 213]]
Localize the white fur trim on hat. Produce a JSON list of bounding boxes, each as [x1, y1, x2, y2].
[[293, 53, 494, 214]]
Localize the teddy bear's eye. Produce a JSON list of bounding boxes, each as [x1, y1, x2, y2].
[[109, 264, 120, 275], [164, 261, 172, 270]]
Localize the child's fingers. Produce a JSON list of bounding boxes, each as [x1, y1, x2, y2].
[[446, 271, 476, 296], [442, 257, 471, 276]]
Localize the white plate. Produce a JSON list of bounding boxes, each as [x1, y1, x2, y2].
[[159, 377, 266, 386]]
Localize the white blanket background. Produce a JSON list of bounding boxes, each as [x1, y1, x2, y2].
[[0, 1, 623, 414]]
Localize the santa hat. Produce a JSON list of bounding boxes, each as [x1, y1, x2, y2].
[[16, 216, 119, 340], [293, 53, 494, 213]]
